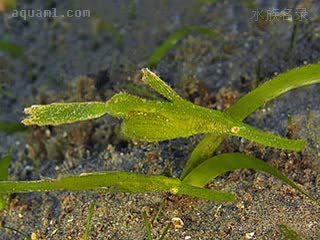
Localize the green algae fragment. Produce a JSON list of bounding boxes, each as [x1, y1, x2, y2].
[[0, 172, 235, 202], [278, 224, 303, 240]]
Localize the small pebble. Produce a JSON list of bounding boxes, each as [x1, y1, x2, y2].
[[172, 217, 184, 229], [245, 232, 255, 239], [31, 232, 37, 240]]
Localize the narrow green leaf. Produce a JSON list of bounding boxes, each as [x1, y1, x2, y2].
[[180, 134, 225, 179], [22, 102, 109, 126], [0, 150, 12, 181], [83, 200, 96, 240], [153, 198, 165, 225], [181, 120, 305, 180], [92, 19, 123, 48], [0, 146, 13, 210], [178, 182, 237, 202], [278, 224, 302, 240], [0, 172, 236, 202], [0, 122, 27, 134], [1, 226, 31, 240], [147, 26, 219, 68], [0, 41, 23, 58], [143, 211, 153, 240], [182, 64, 320, 179], [183, 153, 314, 200], [226, 64, 320, 121], [159, 222, 171, 240]]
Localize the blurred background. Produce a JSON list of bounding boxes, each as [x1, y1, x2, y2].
[[0, 0, 319, 239]]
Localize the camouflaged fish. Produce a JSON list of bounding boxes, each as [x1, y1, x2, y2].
[[23, 69, 304, 151]]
